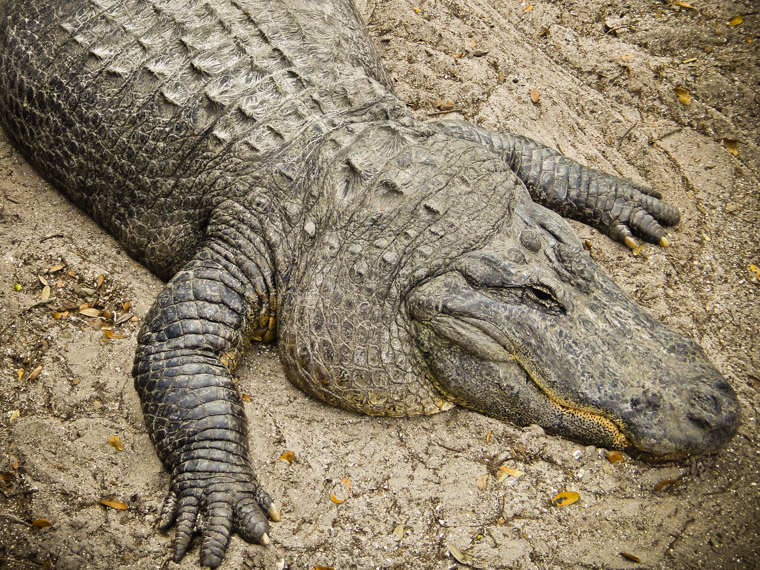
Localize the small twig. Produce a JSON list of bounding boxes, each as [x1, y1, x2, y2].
[[427, 108, 464, 117], [40, 233, 65, 242], [0, 513, 33, 527], [0, 557, 49, 568]]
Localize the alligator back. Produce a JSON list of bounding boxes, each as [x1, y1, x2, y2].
[[0, 0, 393, 277]]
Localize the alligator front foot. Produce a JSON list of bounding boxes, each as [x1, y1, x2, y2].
[[432, 120, 681, 248], [158, 470, 281, 568]]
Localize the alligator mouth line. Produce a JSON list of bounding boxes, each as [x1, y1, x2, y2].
[[512, 352, 630, 451], [452, 315, 632, 451]]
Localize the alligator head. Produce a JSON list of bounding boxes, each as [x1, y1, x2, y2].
[[280, 122, 739, 460], [408, 197, 740, 459]]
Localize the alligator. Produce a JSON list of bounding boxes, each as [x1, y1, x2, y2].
[[0, 0, 740, 567]]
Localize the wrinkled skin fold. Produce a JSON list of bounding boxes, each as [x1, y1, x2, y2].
[[0, 0, 740, 567]]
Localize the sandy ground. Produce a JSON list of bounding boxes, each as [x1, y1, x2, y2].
[[1, 0, 759, 569]]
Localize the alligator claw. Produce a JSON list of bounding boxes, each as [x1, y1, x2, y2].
[[158, 475, 277, 568]]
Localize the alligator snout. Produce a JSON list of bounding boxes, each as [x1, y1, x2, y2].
[[408, 231, 740, 459]]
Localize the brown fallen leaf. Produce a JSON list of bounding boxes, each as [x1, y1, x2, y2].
[[49, 263, 65, 273], [9, 409, 20, 422], [103, 330, 126, 339], [278, 450, 295, 462], [476, 473, 489, 490], [31, 518, 53, 528], [17, 368, 24, 380], [392, 524, 404, 539], [551, 491, 580, 507], [122, 301, 131, 312], [621, 552, 642, 563], [108, 436, 124, 451], [28, 366, 43, 381], [500, 466, 525, 477], [724, 138, 739, 156], [675, 1, 694, 8], [728, 15, 744, 27], [96, 274, 105, 288], [674, 86, 691, 105], [41, 285, 51, 300], [530, 88, 540, 103], [80, 308, 101, 318], [100, 499, 128, 510], [329, 493, 344, 504], [241, 393, 251, 402], [606, 450, 625, 464], [654, 478, 681, 492], [311, 567, 336, 570]]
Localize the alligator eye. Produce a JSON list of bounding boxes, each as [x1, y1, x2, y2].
[[525, 285, 564, 313]]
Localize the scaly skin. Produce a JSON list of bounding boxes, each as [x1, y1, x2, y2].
[[0, 0, 739, 567]]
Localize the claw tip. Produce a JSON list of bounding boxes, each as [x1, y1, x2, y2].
[[624, 236, 637, 250], [268, 504, 282, 522], [659, 236, 670, 247], [261, 533, 271, 546]]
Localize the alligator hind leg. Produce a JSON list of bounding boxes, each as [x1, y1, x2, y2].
[[432, 120, 680, 249], [132, 204, 280, 568]]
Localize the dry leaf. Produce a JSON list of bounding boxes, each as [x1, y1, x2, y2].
[[728, 15, 744, 27], [31, 518, 53, 528], [329, 493, 344, 504], [278, 450, 295, 463], [103, 330, 126, 339], [123, 301, 131, 312], [392, 524, 404, 539], [448, 542, 476, 565], [9, 453, 19, 469], [654, 478, 681, 492], [96, 274, 105, 288], [311, 567, 336, 570], [9, 409, 20, 422], [80, 308, 101, 318], [17, 368, 23, 380], [100, 499, 128, 510], [551, 491, 580, 507], [723, 138, 739, 156], [523, 3, 533, 12], [476, 474, 489, 490], [49, 263, 65, 273], [241, 393, 251, 402], [499, 466, 525, 478], [606, 450, 625, 464], [621, 552, 642, 563], [108, 436, 124, 451], [675, 1, 694, 8], [485, 431, 492, 444], [341, 478, 351, 491], [674, 86, 691, 105], [530, 88, 540, 103], [38, 275, 49, 287], [40, 285, 51, 300], [28, 366, 43, 381]]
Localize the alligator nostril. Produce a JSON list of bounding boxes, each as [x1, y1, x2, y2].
[[689, 388, 720, 414], [686, 388, 721, 430]]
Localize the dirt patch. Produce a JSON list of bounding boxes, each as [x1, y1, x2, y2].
[[1, 1, 758, 569]]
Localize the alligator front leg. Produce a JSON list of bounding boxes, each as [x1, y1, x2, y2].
[[133, 233, 280, 568], [433, 120, 680, 248]]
